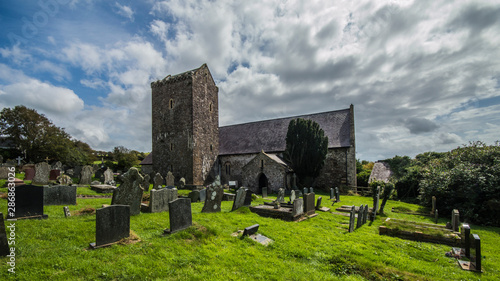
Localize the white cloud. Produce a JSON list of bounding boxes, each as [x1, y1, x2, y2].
[[115, 2, 135, 22]]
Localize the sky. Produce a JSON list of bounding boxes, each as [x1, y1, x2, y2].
[[0, 0, 499, 162]]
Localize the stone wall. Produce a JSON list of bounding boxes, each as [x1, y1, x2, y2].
[[241, 153, 288, 194], [219, 154, 254, 186], [314, 146, 356, 190]]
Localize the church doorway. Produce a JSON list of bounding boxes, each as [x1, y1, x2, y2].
[[258, 173, 268, 194]]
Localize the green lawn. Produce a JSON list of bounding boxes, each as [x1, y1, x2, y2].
[[0, 191, 498, 280]]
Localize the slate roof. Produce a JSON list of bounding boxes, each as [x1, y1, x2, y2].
[[140, 153, 153, 165], [219, 108, 352, 155]]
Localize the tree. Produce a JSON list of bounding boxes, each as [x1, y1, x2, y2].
[[284, 118, 328, 187], [113, 146, 139, 170], [0, 105, 94, 165]]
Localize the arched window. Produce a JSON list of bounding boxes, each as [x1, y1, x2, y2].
[[209, 103, 213, 112], [261, 159, 264, 169], [225, 162, 231, 175]]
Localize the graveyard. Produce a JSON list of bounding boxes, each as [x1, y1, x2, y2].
[[0, 174, 499, 280]]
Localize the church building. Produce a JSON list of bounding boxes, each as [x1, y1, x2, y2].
[[147, 64, 356, 193]]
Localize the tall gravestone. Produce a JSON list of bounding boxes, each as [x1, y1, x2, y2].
[[0, 213, 10, 256], [303, 187, 308, 195], [371, 186, 380, 221], [8, 185, 48, 219], [166, 171, 175, 187], [232, 188, 247, 211], [292, 198, 304, 217], [330, 188, 334, 200], [90, 205, 130, 249], [348, 205, 356, 233], [79, 165, 93, 185], [357, 205, 364, 229], [276, 188, 285, 203], [243, 190, 253, 206], [452, 209, 460, 232], [202, 185, 223, 213], [199, 189, 207, 202], [316, 196, 322, 210], [104, 168, 114, 185], [111, 167, 144, 215], [150, 188, 178, 213], [303, 193, 315, 216], [335, 187, 340, 202], [165, 198, 192, 234], [363, 204, 369, 224], [289, 190, 296, 204], [43, 185, 77, 205], [24, 168, 35, 181], [262, 187, 267, 198], [33, 162, 50, 185], [431, 196, 436, 214], [153, 173, 164, 189]]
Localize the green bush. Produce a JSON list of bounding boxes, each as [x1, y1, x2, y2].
[[357, 170, 371, 187]]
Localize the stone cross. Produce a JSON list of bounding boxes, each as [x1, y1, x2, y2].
[[15, 156, 23, 166], [111, 167, 144, 215], [44, 157, 50, 163]]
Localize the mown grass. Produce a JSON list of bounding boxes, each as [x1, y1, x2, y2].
[[0, 191, 498, 280]]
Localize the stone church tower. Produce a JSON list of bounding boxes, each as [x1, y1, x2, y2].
[[151, 64, 219, 186]]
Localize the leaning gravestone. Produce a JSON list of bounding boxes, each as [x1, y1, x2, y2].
[[63, 206, 71, 217], [44, 185, 77, 205], [165, 198, 192, 234], [243, 190, 253, 206], [7, 185, 48, 219], [166, 171, 175, 187], [1, 213, 10, 256], [150, 188, 178, 213], [201, 185, 223, 213], [24, 168, 35, 181], [303, 193, 316, 216], [316, 196, 322, 210], [153, 173, 164, 189], [277, 188, 285, 203], [90, 205, 130, 249], [348, 205, 356, 233], [79, 165, 93, 185], [452, 209, 460, 232], [111, 167, 144, 215], [32, 162, 50, 185], [232, 188, 247, 211], [104, 168, 114, 185]]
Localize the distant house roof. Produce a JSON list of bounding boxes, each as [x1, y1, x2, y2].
[[219, 107, 352, 155], [140, 153, 153, 165], [368, 162, 393, 183]]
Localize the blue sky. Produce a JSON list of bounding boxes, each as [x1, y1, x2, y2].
[[1, 0, 500, 161]]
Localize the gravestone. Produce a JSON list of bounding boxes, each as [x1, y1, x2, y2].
[[165, 198, 192, 234], [90, 205, 130, 249], [79, 165, 93, 185], [330, 188, 334, 199], [243, 190, 253, 206], [73, 166, 82, 179], [232, 188, 247, 211], [66, 169, 74, 178], [289, 190, 296, 204], [462, 224, 471, 258], [63, 206, 71, 217], [357, 205, 364, 229], [33, 162, 50, 185], [52, 161, 63, 170], [0, 213, 10, 256], [262, 187, 268, 198], [179, 177, 186, 189], [201, 185, 223, 213], [150, 188, 178, 213], [142, 174, 151, 192], [166, 171, 175, 187], [335, 187, 340, 202], [371, 186, 380, 221], [459, 234, 482, 272], [292, 198, 304, 217], [111, 167, 144, 215], [95, 168, 104, 181], [57, 174, 73, 185], [303, 193, 315, 216], [188, 190, 200, 202], [24, 168, 35, 181], [452, 209, 460, 232], [7, 185, 48, 219], [435, 209, 439, 224], [104, 168, 114, 185], [44, 185, 77, 205], [431, 196, 436, 214], [348, 205, 356, 233], [49, 169, 61, 181], [276, 188, 285, 203], [363, 204, 369, 224], [199, 189, 207, 202], [310, 187, 314, 194], [316, 196, 322, 210], [153, 173, 164, 189], [242, 224, 259, 236], [303, 187, 308, 195]]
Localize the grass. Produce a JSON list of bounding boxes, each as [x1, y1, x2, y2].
[[0, 190, 499, 280]]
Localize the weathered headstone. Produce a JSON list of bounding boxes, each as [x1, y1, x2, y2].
[[166, 171, 175, 187], [310, 187, 314, 194], [57, 174, 73, 186], [335, 187, 340, 202], [44, 185, 77, 205], [7, 185, 48, 219], [431, 196, 436, 214], [0, 213, 10, 256], [276, 188, 285, 203], [462, 224, 471, 258], [459, 234, 482, 272], [435, 209, 439, 224], [188, 190, 200, 202], [303, 193, 315, 216], [243, 190, 253, 206], [52, 161, 63, 170], [165, 198, 192, 234], [363, 204, 369, 224], [348, 205, 356, 233], [179, 177, 186, 189], [90, 205, 130, 249], [199, 188, 207, 202], [262, 186, 268, 198], [63, 206, 71, 217], [232, 188, 247, 211], [0, 167, 11, 179], [150, 188, 178, 213], [289, 190, 296, 204], [33, 162, 50, 185], [153, 173, 163, 189], [303, 187, 308, 195], [292, 198, 304, 217], [201, 185, 223, 213], [330, 188, 334, 199], [316, 196, 322, 210], [357, 205, 364, 229], [111, 167, 144, 215], [24, 168, 35, 181], [452, 209, 460, 232], [79, 165, 93, 185], [104, 168, 114, 185], [142, 174, 151, 192], [49, 169, 61, 181]]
